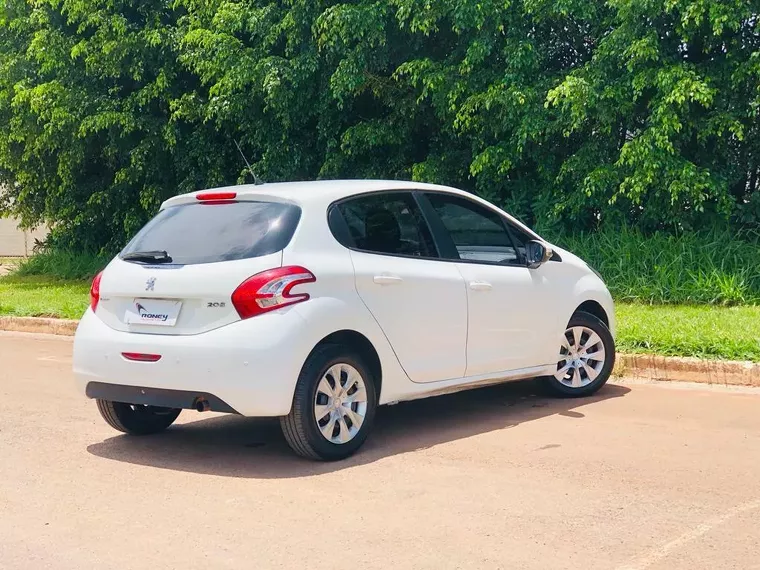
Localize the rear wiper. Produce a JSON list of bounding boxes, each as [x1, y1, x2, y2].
[[121, 250, 173, 264]]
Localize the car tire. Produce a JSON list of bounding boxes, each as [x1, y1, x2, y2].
[[281, 344, 378, 461], [541, 311, 615, 398], [96, 399, 181, 435]]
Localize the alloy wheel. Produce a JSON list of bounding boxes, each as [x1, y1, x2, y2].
[[554, 326, 607, 388], [314, 363, 368, 444]]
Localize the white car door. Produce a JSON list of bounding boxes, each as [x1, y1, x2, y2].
[[421, 192, 554, 376], [330, 191, 468, 384]]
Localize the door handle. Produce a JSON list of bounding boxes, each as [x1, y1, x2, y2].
[[373, 274, 403, 285], [469, 281, 493, 291]]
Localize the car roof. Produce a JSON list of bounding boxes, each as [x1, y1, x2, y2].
[[160, 178, 543, 242], [161, 179, 469, 209]]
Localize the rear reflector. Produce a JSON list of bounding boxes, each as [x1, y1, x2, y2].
[[196, 191, 237, 201], [232, 266, 316, 319], [121, 352, 162, 362]]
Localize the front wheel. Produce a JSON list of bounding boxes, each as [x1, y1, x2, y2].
[[281, 345, 377, 461], [541, 311, 615, 398], [96, 400, 181, 435]]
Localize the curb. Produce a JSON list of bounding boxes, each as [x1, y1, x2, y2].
[[614, 354, 760, 388], [1, 316, 758, 388], [0, 316, 79, 336]]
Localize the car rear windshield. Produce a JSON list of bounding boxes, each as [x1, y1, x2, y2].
[[121, 201, 301, 265]]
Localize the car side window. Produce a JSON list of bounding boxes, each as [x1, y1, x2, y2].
[[425, 193, 520, 264], [332, 193, 437, 258]]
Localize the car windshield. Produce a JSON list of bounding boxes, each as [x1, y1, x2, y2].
[[121, 201, 301, 265]]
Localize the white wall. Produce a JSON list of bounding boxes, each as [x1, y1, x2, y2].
[[0, 218, 48, 256]]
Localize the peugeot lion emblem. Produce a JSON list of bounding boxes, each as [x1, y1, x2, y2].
[[145, 277, 156, 292]]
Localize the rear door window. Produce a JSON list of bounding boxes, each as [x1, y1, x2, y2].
[[121, 201, 301, 265], [330, 192, 437, 258]]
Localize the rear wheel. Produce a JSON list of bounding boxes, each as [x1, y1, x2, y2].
[[281, 345, 377, 461], [541, 311, 615, 397], [96, 400, 181, 435]]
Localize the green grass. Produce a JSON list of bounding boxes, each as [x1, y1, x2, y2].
[[0, 275, 89, 319], [1, 272, 758, 361], [617, 304, 760, 362], [13, 227, 760, 304], [546, 227, 760, 305], [18, 228, 760, 305], [0, 251, 99, 318], [14, 251, 107, 281], [4, 233, 760, 360]]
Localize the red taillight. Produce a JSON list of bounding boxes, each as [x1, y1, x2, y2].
[[231, 266, 316, 319], [90, 271, 103, 312], [196, 191, 237, 202], [121, 352, 162, 362]]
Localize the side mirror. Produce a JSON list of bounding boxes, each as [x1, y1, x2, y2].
[[526, 240, 553, 269]]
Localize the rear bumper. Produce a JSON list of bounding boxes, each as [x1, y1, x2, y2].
[[85, 382, 238, 414], [73, 308, 308, 417]]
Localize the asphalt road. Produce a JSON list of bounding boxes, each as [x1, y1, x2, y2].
[[1, 331, 760, 570]]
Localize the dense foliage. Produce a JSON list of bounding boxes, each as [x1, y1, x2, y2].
[[1, 0, 759, 252]]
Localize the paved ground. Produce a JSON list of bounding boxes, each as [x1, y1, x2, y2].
[[1, 331, 760, 570]]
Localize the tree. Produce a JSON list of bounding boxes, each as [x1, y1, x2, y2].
[[1, 0, 759, 253], [0, 0, 241, 251], [546, 0, 760, 231]]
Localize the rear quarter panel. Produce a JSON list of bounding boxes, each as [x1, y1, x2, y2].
[[283, 200, 415, 406]]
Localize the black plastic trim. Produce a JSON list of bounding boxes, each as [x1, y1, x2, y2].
[[413, 191, 462, 260], [85, 382, 239, 414]]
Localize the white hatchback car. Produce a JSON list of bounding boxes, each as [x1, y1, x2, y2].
[[73, 180, 615, 460]]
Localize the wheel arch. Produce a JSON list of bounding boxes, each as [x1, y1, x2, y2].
[[308, 330, 383, 399], [573, 300, 609, 327]]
